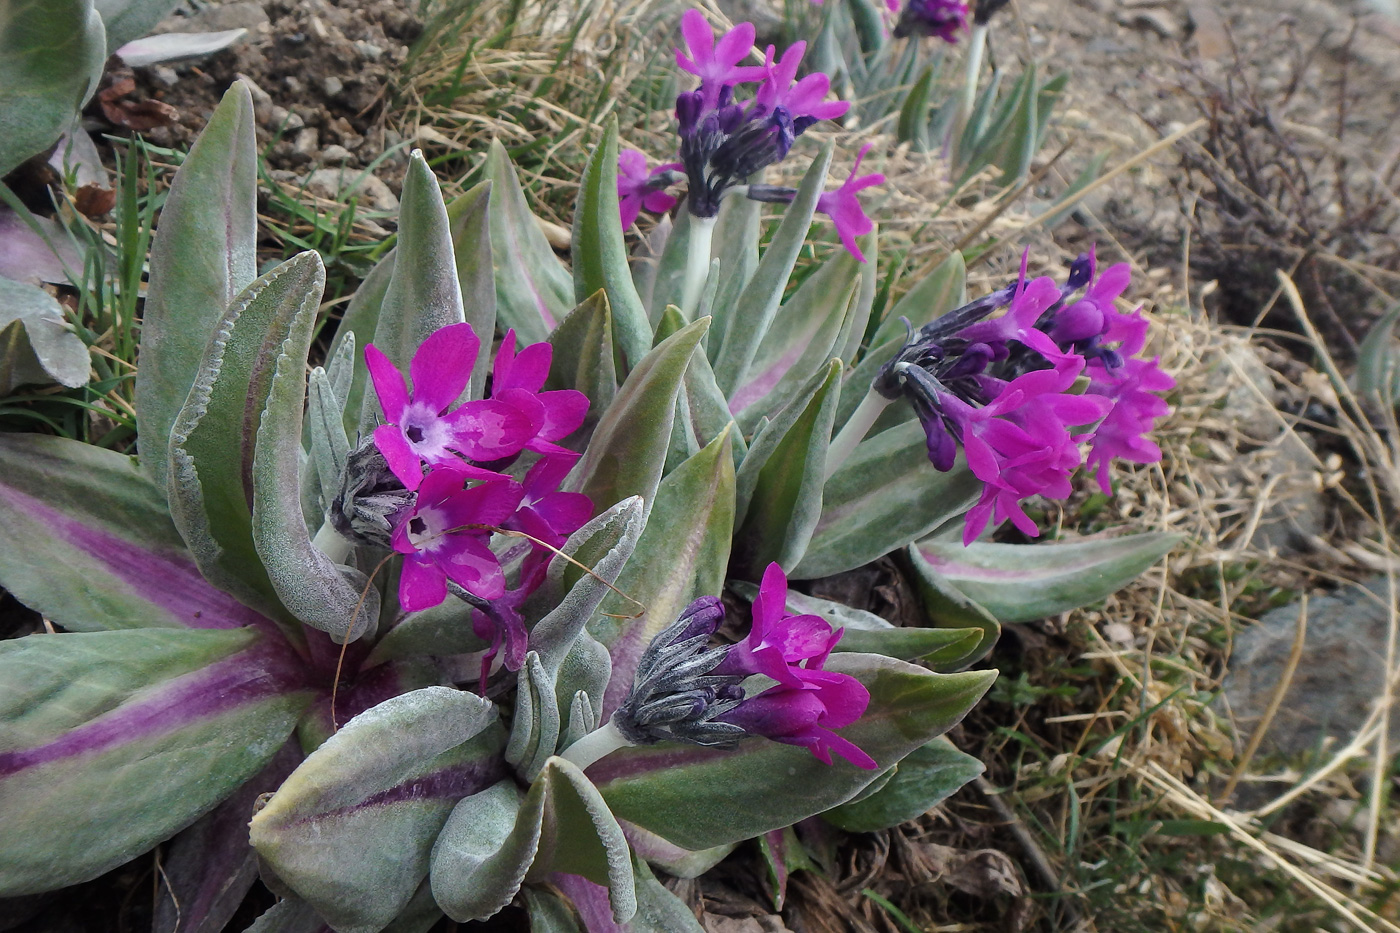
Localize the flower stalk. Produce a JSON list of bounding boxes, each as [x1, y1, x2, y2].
[[680, 214, 717, 317]]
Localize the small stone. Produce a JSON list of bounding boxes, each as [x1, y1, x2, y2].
[[269, 106, 304, 131], [161, 1, 268, 33], [293, 127, 320, 157], [304, 168, 399, 213], [283, 75, 303, 95], [151, 65, 179, 87], [354, 40, 384, 62], [320, 145, 354, 165], [322, 76, 344, 98]]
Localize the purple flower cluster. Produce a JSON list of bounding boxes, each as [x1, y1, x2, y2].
[[615, 563, 875, 769], [873, 250, 1174, 545], [615, 10, 884, 262], [360, 323, 591, 675], [893, 0, 970, 42]]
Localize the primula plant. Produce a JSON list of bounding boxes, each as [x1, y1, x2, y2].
[[0, 10, 1176, 933]]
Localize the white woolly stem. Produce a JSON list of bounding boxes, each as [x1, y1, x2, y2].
[[825, 389, 893, 479], [312, 519, 353, 564], [680, 214, 717, 317], [559, 718, 633, 771]]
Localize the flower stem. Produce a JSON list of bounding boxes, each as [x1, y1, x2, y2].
[[312, 519, 353, 564], [680, 214, 717, 318], [825, 388, 892, 479], [559, 718, 633, 771]]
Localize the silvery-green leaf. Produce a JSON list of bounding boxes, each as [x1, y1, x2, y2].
[[897, 64, 936, 149], [822, 738, 984, 833], [591, 430, 735, 716], [835, 228, 880, 364], [909, 533, 1181, 624], [1357, 303, 1400, 399], [0, 204, 84, 285], [524, 887, 583, 933], [733, 360, 842, 577], [307, 367, 350, 514], [360, 151, 466, 432], [364, 598, 483, 666], [138, 82, 257, 486], [0, 434, 278, 633], [680, 341, 745, 465], [240, 897, 325, 933], [589, 655, 996, 850], [0, 627, 312, 895], [432, 758, 636, 924], [331, 250, 393, 439], [167, 254, 328, 616], [572, 117, 652, 375], [792, 422, 982, 580], [484, 139, 572, 343], [868, 250, 967, 352], [250, 687, 506, 933], [730, 246, 859, 430], [712, 146, 831, 393], [904, 552, 1001, 665], [642, 208, 688, 322], [0, 277, 89, 392], [447, 180, 496, 400], [530, 496, 646, 621], [547, 290, 618, 429], [114, 28, 247, 65], [554, 630, 612, 729], [568, 317, 708, 517], [562, 690, 598, 750], [0, 0, 105, 177], [507, 652, 562, 781], [249, 252, 380, 642], [529, 496, 645, 676], [704, 188, 761, 361], [623, 822, 733, 879], [94, 0, 180, 51]]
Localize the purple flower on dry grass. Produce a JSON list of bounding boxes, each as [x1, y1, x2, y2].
[[894, 0, 970, 41], [815, 144, 885, 262], [873, 249, 1174, 543]]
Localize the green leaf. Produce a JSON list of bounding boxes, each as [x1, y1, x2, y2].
[[363, 599, 483, 666], [360, 151, 466, 431], [553, 856, 706, 932], [250, 687, 507, 933], [712, 146, 832, 393], [642, 209, 689, 322], [704, 186, 762, 360], [0, 627, 312, 895], [904, 553, 1001, 665], [1357, 303, 1400, 398], [0, 434, 275, 632], [0, 0, 105, 177], [896, 64, 935, 150], [484, 139, 573, 344], [572, 118, 652, 374], [306, 365, 351, 518], [507, 652, 562, 781], [568, 317, 708, 515], [733, 360, 842, 577], [447, 180, 497, 400], [909, 533, 1181, 624], [137, 81, 257, 486], [793, 422, 982, 580], [591, 430, 735, 716], [590, 654, 996, 850], [432, 758, 636, 924], [0, 277, 90, 392], [823, 738, 984, 832], [329, 251, 393, 437], [524, 888, 583, 933], [249, 252, 380, 642], [730, 246, 860, 428], [547, 290, 618, 426]]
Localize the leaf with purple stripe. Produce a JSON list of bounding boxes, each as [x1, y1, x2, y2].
[[587, 654, 996, 851], [0, 433, 271, 632], [250, 687, 507, 933], [0, 627, 313, 895]]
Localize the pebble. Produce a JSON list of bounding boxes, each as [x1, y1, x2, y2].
[[304, 167, 399, 213], [320, 145, 354, 164], [322, 76, 344, 98]]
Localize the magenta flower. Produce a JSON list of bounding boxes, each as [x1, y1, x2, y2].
[[751, 41, 850, 124], [1083, 312, 1175, 493], [716, 563, 876, 769], [816, 144, 885, 262], [617, 149, 682, 229], [366, 323, 535, 490], [503, 452, 593, 588], [675, 9, 766, 106], [390, 466, 525, 612], [489, 330, 590, 459]]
